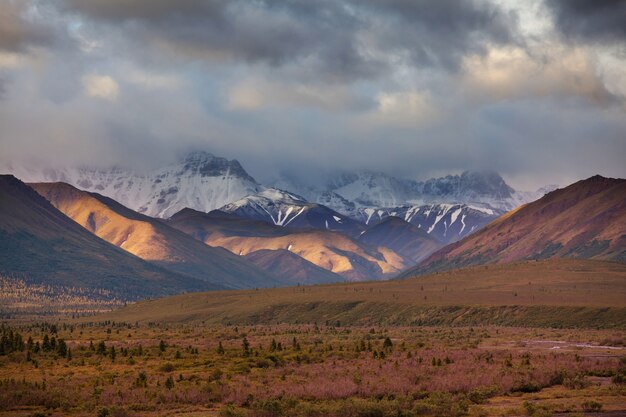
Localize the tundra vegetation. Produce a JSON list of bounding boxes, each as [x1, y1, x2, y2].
[[0, 321, 624, 417]]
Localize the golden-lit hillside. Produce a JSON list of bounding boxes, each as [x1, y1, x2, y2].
[[31, 182, 280, 289]]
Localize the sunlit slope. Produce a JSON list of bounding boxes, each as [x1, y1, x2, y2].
[[0, 175, 213, 298], [31, 182, 280, 289], [96, 259, 626, 328]]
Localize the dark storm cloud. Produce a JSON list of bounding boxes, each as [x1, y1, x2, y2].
[[547, 0, 626, 43], [360, 0, 517, 69], [60, 0, 518, 80]]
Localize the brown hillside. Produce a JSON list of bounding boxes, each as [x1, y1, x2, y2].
[[402, 175, 626, 276], [244, 249, 344, 285], [359, 216, 442, 262]]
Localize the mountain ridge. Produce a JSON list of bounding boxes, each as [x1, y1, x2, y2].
[[400, 175, 626, 277], [0, 175, 216, 298]]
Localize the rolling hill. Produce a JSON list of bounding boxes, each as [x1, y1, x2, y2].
[[168, 208, 411, 281], [401, 175, 626, 276], [0, 175, 215, 298], [93, 259, 626, 328], [30, 182, 280, 289]]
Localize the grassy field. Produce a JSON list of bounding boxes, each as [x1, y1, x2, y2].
[[96, 259, 626, 328]]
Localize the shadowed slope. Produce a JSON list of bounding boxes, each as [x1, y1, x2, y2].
[[401, 175, 626, 276], [244, 249, 345, 285], [0, 175, 214, 298], [359, 216, 443, 263], [31, 182, 280, 289]]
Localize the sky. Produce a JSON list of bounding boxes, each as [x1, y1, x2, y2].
[[0, 0, 625, 190]]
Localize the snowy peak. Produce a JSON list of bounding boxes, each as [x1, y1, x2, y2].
[[220, 188, 312, 227], [181, 151, 256, 183]]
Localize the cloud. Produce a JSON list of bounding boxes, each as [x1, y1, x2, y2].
[[461, 45, 620, 107], [82, 74, 119, 101], [0, 1, 57, 52], [227, 78, 372, 111], [547, 0, 626, 43]]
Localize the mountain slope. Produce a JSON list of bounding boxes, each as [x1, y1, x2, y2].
[[30, 182, 280, 290], [7, 151, 261, 218], [244, 249, 344, 285], [168, 209, 411, 281], [358, 217, 443, 263], [0, 175, 215, 298], [402, 175, 626, 276]]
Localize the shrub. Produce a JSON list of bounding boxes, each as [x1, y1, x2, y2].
[[159, 362, 175, 372], [581, 400, 602, 412], [523, 401, 553, 417], [220, 404, 249, 417]]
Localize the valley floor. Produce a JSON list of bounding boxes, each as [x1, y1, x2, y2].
[[0, 323, 624, 417]]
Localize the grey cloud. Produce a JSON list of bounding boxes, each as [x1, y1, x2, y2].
[[547, 0, 626, 44]]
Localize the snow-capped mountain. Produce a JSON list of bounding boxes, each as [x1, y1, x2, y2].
[[273, 170, 551, 214], [5, 151, 261, 218], [354, 203, 503, 244], [217, 188, 364, 237]]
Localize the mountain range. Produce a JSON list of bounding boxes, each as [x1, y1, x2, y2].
[[3, 151, 551, 245]]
